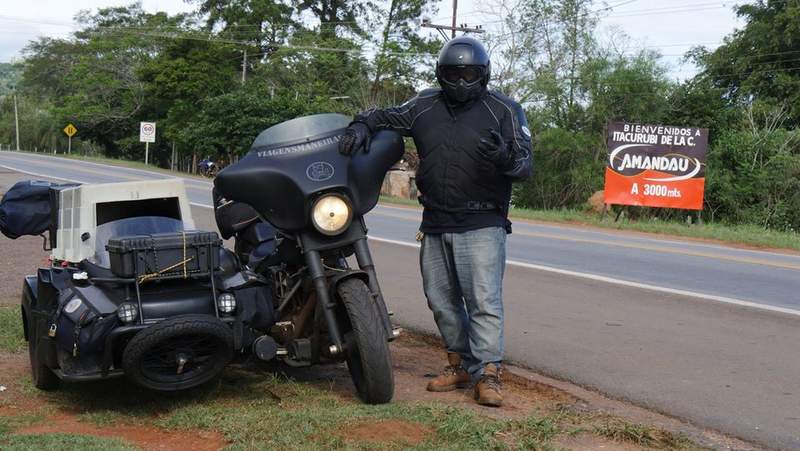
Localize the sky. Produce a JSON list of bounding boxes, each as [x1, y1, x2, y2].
[[0, 0, 747, 80]]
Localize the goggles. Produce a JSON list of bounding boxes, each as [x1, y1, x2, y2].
[[442, 65, 484, 84]]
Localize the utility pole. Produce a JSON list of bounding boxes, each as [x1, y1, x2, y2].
[[451, 0, 458, 38], [13, 91, 20, 152], [421, 1, 484, 40], [241, 49, 247, 85]]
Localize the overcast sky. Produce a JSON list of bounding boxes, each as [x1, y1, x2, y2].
[[0, 0, 746, 80]]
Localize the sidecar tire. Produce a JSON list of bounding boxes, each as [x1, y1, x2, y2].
[[122, 315, 233, 391], [26, 310, 61, 391], [338, 279, 394, 404]]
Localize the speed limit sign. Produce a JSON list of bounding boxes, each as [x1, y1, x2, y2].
[[139, 122, 156, 143]]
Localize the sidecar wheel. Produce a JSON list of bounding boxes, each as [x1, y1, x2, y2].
[[122, 315, 233, 391], [337, 279, 394, 404], [25, 309, 61, 391]]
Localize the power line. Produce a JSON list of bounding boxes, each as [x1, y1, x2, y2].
[[18, 20, 800, 67], [595, 0, 642, 13]]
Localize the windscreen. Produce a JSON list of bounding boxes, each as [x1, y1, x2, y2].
[[251, 113, 351, 149], [91, 216, 184, 267]]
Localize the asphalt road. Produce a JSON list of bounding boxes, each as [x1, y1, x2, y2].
[[2, 150, 799, 449]]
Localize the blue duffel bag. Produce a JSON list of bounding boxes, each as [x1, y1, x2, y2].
[[0, 180, 77, 239]]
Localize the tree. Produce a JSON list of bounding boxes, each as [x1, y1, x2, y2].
[[368, 0, 438, 103], [20, 5, 191, 157], [138, 36, 241, 163], [693, 0, 800, 126], [499, 0, 598, 129], [293, 0, 369, 38], [191, 0, 296, 57], [173, 86, 332, 162], [0, 63, 22, 96]]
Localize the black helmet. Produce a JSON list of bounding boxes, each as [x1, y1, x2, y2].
[[436, 36, 491, 103]]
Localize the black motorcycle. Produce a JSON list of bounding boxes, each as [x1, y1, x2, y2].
[[214, 113, 404, 404]]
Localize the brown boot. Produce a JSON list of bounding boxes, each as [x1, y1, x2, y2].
[[426, 353, 471, 392], [474, 363, 503, 407]]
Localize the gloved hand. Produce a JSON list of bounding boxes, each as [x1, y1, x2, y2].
[[338, 122, 372, 156], [478, 129, 511, 168]]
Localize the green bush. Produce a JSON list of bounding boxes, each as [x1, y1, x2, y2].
[[704, 128, 800, 230]]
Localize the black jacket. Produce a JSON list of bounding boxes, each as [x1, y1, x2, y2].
[[355, 88, 533, 233]]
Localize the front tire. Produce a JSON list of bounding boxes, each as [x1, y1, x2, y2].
[[25, 309, 61, 391], [337, 279, 394, 404], [122, 315, 233, 391]]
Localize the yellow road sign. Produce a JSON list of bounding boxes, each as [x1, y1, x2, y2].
[[63, 123, 77, 137]]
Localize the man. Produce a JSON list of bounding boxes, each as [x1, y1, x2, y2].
[[339, 36, 532, 406]]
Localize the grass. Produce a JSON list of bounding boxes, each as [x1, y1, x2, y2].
[[380, 195, 800, 252], [593, 419, 696, 449], [7, 363, 704, 451], [0, 305, 25, 353], [0, 433, 135, 451], [0, 294, 703, 450]]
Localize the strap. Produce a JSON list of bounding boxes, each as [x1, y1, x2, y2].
[[137, 231, 194, 284], [419, 195, 501, 213], [466, 201, 498, 211]]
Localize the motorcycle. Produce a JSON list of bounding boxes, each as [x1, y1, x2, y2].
[[198, 158, 219, 178], [213, 113, 404, 404]]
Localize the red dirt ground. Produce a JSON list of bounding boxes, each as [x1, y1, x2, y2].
[[0, 353, 227, 451], [16, 413, 227, 451], [339, 419, 433, 447]]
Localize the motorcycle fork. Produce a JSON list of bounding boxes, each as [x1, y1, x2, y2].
[[305, 249, 345, 354], [353, 239, 395, 341]]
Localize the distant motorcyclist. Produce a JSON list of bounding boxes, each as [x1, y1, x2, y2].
[[339, 36, 533, 406], [198, 157, 217, 177]]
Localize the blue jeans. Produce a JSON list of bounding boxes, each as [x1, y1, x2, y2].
[[420, 227, 506, 377]]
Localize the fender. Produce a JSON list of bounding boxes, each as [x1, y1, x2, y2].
[[328, 269, 394, 341], [21, 275, 38, 341], [328, 269, 371, 305]]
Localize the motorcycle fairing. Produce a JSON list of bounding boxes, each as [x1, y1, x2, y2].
[[214, 114, 404, 231]]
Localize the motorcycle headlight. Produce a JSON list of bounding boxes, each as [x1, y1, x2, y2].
[[117, 302, 139, 324], [311, 194, 352, 236], [217, 292, 236, 314]]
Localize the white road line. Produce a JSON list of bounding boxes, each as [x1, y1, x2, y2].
[[367, 236, 800, 318], [6, 159, 800, 318]]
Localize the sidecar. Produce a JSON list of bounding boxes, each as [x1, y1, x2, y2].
[[5, 179, 274, 391]]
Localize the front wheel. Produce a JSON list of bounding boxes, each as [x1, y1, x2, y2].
[[337, 279, 394, 404]]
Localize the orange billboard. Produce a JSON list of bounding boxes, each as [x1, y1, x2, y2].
[[604, 122, 708, 210]]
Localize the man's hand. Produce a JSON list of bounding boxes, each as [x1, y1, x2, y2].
[[478, 129, 511, 168], [338, 122, 372, 156]]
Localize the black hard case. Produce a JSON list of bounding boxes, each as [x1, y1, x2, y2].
[[106, 231, 221, 279]]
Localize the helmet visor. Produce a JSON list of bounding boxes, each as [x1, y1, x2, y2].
[[442, 65, 484, 84]]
